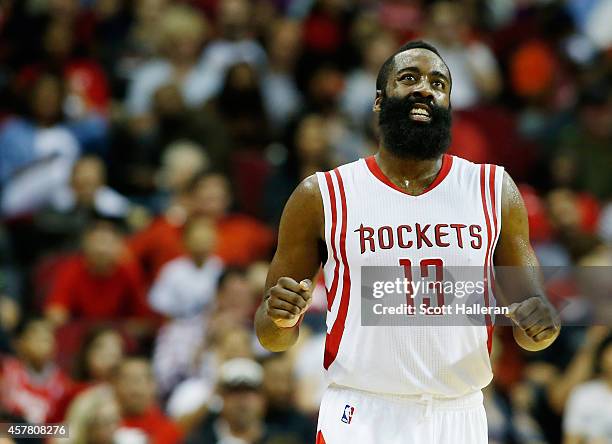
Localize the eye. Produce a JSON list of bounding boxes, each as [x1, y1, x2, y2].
[[399, 73, 416, 82], [433, 80, 445, 89]]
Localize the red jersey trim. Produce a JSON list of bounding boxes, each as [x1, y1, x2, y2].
[[316, 431, 327, 444], [324, 172, 341, 310], [480, 164, 498, 354], [365, 154, 453, 196], [487, 165, 500, 355], [323, 168, 352, 370]]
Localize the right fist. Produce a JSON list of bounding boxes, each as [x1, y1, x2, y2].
[[266, 277, 313, 328]]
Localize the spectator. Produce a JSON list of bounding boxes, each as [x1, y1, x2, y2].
[[197, 0, 267, 99], [119, 0, 171, 76], [341, 31, 396, 129], [207, 62, 271, 151], [73, 326, 125, 385], [125, 4, 210, 118], [50, 155, 131, 219], [153, 268, 255, 398], [0, 319, 72, 424], [60, 385, 120, 444], [546, 189, 601, 262], [262, 354, 315, 443], [425, 1, 501, 109], [164, 323, 255, 424], [0, 74, 80, 217], [35, 155, 132, 254], [44, 218, 150, 327], [262, 19, 304, 132], [109, 84, 230, 197], [184, 358, 270, 443], [49, 326, 127, 424], [550, 85, 612, 200], [564, 333, 612, 443], [299, 0, 353, 71], [264, 114, 335, 225], [16, 18, 110, 154], [112, 357, 182, 444], [131, 171, 274, 283], [149, 215, 223, 319], [153, 140, 210, 213]]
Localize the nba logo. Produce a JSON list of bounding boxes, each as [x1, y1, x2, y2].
[[341, 404, 355, 424]]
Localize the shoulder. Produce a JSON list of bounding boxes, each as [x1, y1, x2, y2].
[[569, 380, 607, 404], [132, 59, 171, 79], [276, 174, 325, 236], [449, 154, 504, 173], [299, 173, 321, 194], [59, 256, 86, 275], [499, 170, 523, 213], [157, 256, 192, 275]]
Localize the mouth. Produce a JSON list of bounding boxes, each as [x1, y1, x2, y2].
[[409, 104, 432, 122]]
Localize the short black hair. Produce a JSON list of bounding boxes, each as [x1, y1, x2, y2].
[[375, 40, 450, 96]]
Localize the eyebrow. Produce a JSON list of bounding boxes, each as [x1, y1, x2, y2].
[[396, 67, 450, 84]]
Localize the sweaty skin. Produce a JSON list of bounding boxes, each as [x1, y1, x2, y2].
[[255, 47, 560, 352]]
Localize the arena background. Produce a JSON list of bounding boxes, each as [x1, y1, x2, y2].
[[0, 0, 611, 443]]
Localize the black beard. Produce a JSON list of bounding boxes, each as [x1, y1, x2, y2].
[[378, 95, 452, 160]]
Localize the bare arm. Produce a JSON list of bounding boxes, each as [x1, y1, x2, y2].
[[255, 175, 324, 352], [494, 171, 561, 351], [549, 326, 610, 414]]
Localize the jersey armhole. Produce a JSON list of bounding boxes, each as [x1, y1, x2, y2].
[[315, 171, 333, 272]]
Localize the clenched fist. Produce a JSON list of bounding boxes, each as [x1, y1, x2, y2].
[[266, 277, 313, 328], [506, 296, 560, 348]]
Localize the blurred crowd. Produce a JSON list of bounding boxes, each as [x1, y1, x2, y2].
[[0, 0, 611, 443]]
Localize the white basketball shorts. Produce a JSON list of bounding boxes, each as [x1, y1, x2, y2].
[[315, 385, 488, 444]]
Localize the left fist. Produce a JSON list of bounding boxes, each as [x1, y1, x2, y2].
[[506, 296, 561, 343]]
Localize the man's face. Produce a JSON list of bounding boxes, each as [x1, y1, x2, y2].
[[374, 48, 452, 160], [86, 331, 124, 381], [184, 217, 216, 259], [82, 224, 122, 273], [262, 357, 294, 407], [113, 360, 156, 416], [191, 175, 231, 219], [18, 321, 55, 370], [88, 398, 120, 444], [221, 387, 265, 430], [72, 158, 105, 205]]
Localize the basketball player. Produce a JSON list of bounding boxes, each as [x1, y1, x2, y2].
[[255, 41, 560, 443]]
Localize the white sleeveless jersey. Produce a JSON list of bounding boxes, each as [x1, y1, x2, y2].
[[315, 154, 504, 397]]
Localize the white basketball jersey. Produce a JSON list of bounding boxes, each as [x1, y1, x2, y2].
[[315, 154, 504, 397]]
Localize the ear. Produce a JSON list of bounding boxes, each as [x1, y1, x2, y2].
[[372, 90, 383, 113]]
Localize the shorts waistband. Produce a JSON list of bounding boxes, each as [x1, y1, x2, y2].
[[327, 384, 484, 410]]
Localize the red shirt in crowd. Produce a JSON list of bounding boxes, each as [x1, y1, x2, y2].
[[0, 356, 73, 424], [45, 256, 151, 320], [119, 406, 183, 444], [129, 214, 274, 283]]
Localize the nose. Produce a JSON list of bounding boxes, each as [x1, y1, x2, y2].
[[411, 87, 434, 101], [411, 78, 435, 100]]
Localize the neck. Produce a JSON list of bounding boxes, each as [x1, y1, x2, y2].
[[26, 360, 47, 374], [191, 255, 208, 267], [376, 147, 443, 191]]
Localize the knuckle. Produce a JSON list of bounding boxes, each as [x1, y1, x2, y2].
[[277, 277, 294, 288]]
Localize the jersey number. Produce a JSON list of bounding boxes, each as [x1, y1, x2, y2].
[[399, 258, 445, 313]]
